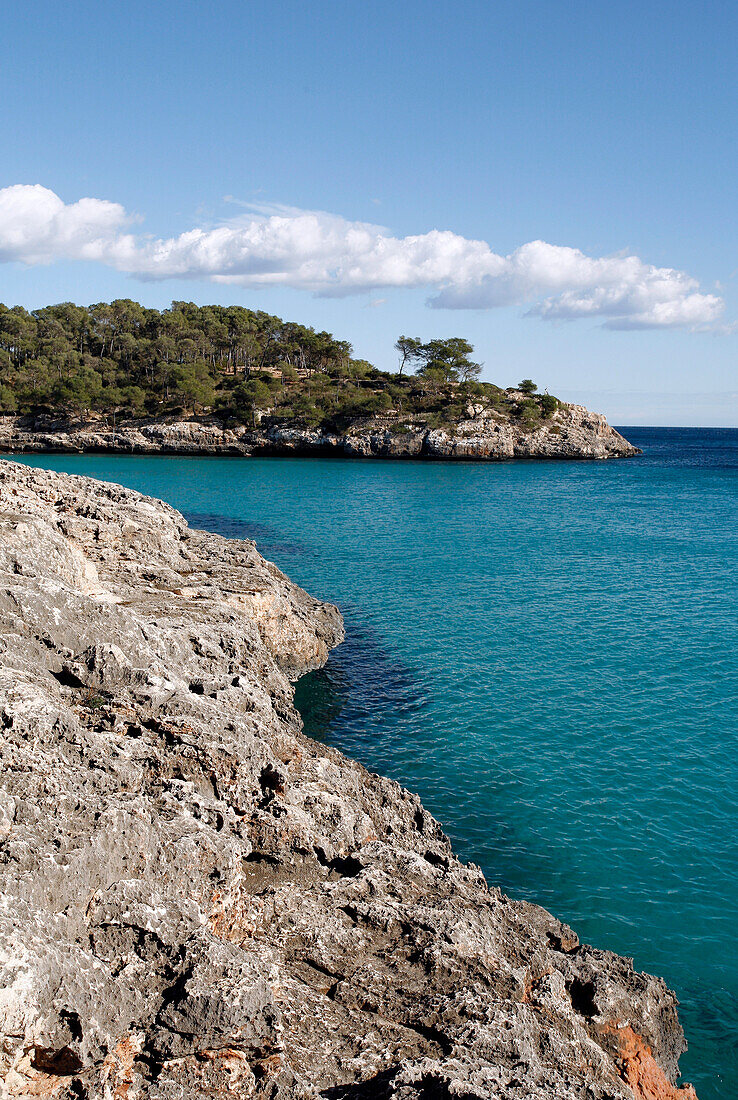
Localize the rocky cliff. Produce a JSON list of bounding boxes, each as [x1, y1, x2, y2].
[[0, 460, 694, 1100], [0, 404, 639, 461]]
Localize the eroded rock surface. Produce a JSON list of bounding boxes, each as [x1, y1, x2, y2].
[[0, 460, 694, 1099], [0, 403, 639, 461]]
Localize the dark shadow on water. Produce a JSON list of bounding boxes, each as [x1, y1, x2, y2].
[[293, 664, 344, 740], [182, 510, 312, 561], [294, 609, 430, 756], [292, 608, 562, 915]]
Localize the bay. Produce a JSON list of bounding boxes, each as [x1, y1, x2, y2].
[[12, 426, 737, 1098]]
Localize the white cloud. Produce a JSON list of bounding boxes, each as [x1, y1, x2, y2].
[[0, 184, 725, 330], [431, 240, 724, 329], [0, 184, 131, 265]]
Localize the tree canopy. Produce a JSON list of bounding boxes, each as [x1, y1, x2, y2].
[[396, 336, 482, 384], [0, 300, 557, 431]]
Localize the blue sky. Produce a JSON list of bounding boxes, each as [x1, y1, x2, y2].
[[1, 0, 736, 424]]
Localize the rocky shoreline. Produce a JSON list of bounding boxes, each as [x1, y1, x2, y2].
[[0, 405, 640, 461], [0, 460, 695, 1099]]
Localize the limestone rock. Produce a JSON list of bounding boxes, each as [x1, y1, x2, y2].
[[0, 406, 639, 461], [0, 460, 693, 1099]]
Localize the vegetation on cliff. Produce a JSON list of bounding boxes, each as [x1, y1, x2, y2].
[[0, 299, 560, 432]]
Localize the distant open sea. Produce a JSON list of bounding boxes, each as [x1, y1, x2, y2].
[[13, 426, 737, 1099]]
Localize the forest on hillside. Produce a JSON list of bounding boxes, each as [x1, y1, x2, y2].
[[0, 300, 558, 431]]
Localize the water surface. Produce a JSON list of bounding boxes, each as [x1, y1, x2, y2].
[[12, 428, 737, 1098]]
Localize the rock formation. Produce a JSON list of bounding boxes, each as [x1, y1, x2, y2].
[[0, 403, 639, 461], [0, 460, 695, 1099]]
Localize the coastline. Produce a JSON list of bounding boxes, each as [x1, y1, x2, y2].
[[0, 459, 694, 1099], [0, 405, 641, 461]]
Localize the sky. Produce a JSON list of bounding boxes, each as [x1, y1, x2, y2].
[[1, 0, 737, 425]]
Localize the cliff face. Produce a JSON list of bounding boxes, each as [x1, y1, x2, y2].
[[0, 404, 639, 460], [0, 460, 694, 1100]]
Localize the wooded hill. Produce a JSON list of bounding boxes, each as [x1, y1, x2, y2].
[[0, 300, 558, 430]]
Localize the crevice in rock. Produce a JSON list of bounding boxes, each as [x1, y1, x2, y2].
[[404, 1021, 454, 1057], [316, 849, 363, 878], [320, 1068, 398, 1098], [567, 977, 598, 1018], [302, 957, 343, 980], [51, 666, 86, 689], [258, 763, 285, 805], [245, 850, 281, 866], [59, 1009, 83, 1042]]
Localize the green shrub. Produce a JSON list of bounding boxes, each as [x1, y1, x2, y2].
[[515, 398, 541, 422]]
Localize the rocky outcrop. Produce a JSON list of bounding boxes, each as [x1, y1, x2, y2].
[[0, 460, 694, 1099], [0, 404, 640, 461]]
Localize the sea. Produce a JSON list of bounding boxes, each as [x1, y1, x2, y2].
[[12, 427, 737, 1099]]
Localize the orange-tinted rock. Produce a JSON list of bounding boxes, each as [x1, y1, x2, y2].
[[605, 1024, 698, 1100]]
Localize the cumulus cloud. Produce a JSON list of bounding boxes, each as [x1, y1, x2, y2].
[[0, 184, 132, 265], [432, 240, 724, 329], [0, 184, 724, 330]]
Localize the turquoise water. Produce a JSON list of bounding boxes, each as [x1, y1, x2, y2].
[[11, 429, 737, 1098]]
